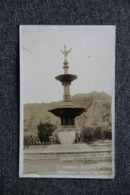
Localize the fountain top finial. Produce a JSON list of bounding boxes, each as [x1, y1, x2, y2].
[[61, 45, 72, 61]]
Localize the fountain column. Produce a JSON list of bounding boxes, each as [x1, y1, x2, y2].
[[49, 45, 86, 144]]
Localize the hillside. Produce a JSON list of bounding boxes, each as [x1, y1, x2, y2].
[[24, 91, 112, 135]]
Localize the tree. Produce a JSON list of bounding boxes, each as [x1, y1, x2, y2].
[[37, 122, 56, 146]]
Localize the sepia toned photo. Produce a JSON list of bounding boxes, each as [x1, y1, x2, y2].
[[19, 25, 115, 178]]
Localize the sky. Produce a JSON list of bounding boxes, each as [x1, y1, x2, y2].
[[20, 25, 115, 104]]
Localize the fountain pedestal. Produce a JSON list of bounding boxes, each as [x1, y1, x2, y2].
[[58, 127, 78, 144], [58, 130, 76, 144]]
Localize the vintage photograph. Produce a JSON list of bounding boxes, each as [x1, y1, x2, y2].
[[20, 25, 115, 178]]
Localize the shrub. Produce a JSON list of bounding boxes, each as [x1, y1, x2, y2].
[[80, 126, 93, 143], [51, 132, 60, 144], [93, 126, 102, 139], [24, 134, 40, 148]]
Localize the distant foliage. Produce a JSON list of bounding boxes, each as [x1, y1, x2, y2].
[[37, 122, 56, 145]]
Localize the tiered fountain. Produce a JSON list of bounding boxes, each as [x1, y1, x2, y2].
[[49, 45, 86, 144]]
